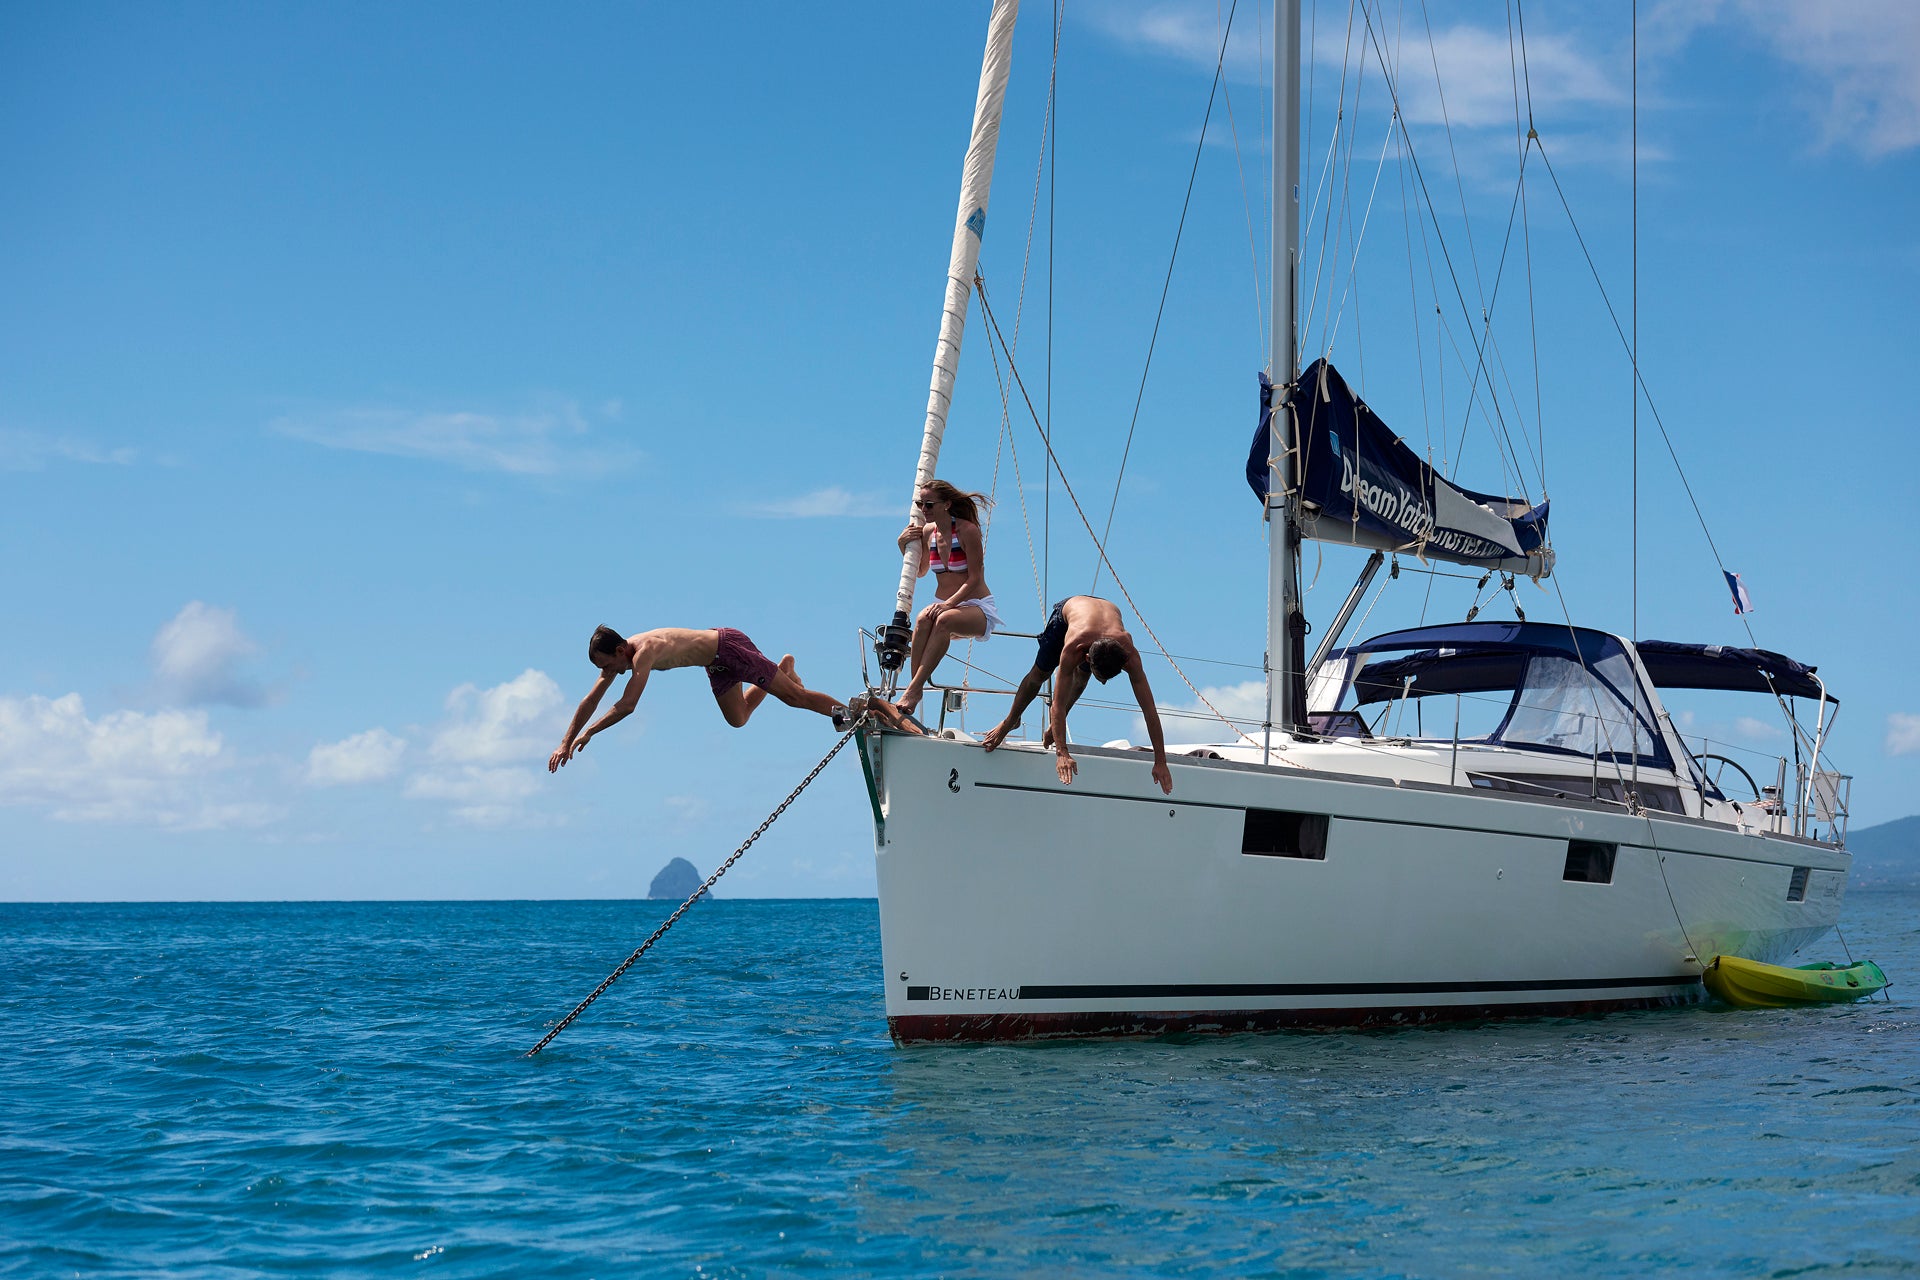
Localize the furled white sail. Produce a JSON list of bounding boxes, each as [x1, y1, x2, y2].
[[890, 0, 1020, 629]]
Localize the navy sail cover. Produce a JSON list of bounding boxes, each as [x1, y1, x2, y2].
[[1248, 360, 1550, 572]]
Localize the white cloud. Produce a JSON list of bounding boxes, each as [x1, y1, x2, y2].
[[406, 669, 563, 825], [1084, 4, 1619, 127], [664, 794, 710, 826], [0, 693, 272, 828], [742, 486, 897, 518], [1887, 712, 1920, 757], [1082, 2, 1267, 82], [1732, 716, 1784, 742], [273, 402, 640, 476], [151, 602, 269, 708], [1725, 1, 1920, 156], [406, 765, 542, 827], [1642, 1, 1920, 156], [0, 429, 137, 471], [307, 728, 408, 786], [1137, 678, 1267, 742], [1388, 24, 1620, 130]]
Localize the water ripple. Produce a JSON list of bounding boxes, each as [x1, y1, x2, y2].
[[2, 892, 1918, 1277]]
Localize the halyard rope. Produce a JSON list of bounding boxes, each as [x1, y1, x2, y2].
[[525, 718, 866, 1057]]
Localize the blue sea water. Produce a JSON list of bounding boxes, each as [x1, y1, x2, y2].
[[3, 890, 1918, 1278]]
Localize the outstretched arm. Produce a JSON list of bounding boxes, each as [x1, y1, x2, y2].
[[1127, 659, 1173, 794], [981, 664, 1048, 751], [577, 667, 651, 745], [550, 672, 614, 772], [1048, 648, 1089, 785]]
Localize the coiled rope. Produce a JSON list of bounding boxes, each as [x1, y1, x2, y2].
[[525, 717, 866, 1057]]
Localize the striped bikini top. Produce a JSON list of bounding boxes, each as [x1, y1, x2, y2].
[[929, 526, 969, 574]]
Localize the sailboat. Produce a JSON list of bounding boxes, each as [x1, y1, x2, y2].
[[858, 0, 1854, 1043]]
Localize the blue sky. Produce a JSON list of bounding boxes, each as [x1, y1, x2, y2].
[[3, 2, 1916, 900]]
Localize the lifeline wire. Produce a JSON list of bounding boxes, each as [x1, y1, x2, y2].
[[525, 719, 865, 1057]]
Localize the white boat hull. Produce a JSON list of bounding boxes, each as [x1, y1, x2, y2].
[[863, 732, 1848, 1043]]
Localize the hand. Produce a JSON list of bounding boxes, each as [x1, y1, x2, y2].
[[548, 735, 588, 772], [1055, 751, 1077, 786], [980, 720, 1013, 751], [897, 522, 924, 551], [1152, 758, 1173, 795]]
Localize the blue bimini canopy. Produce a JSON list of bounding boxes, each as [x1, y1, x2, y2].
[[1635, 640, 1833, 704], [1326, 623, 1672, 770], [1248, 361, 1551, 574]]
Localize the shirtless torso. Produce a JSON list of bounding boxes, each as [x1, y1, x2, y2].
[[980, 595, 1172, 794], [628, 627, 724, 672]]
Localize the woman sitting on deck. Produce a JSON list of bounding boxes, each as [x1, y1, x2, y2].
[[893, 479, 997, 716]]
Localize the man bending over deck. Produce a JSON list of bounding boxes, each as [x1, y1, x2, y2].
[[549, 625, 853, 772], [980, 596, 1172, 794]]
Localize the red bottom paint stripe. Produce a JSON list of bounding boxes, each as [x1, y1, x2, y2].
[[889, 989, 1703, 1044]]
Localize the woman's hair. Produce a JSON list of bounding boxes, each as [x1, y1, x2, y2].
[[588, 625, 626, 665], [923, 478, 992, 527]]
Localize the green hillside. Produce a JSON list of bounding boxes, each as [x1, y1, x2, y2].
[[1846, 815, 1920, 884]]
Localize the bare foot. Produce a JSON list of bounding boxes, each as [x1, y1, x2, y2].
[[894, 685, 922, 715], [858, 696, 925, 736]]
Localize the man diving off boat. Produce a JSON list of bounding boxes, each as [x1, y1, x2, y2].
[[548, 626, 862, 772], [980, 596, 1172, 793]]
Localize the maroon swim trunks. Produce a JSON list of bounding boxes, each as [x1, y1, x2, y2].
[[706, 627, 781, 696]]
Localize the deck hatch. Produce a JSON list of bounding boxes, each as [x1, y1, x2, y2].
[[1788, 866, 1810, 902], [1242, 809, 1329, 860], [1564, 840, 1616, 884]]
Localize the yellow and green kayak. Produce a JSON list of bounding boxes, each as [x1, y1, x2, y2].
[[1703, 955, 1889, 1009]]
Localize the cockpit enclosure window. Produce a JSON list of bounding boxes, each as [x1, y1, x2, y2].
[[1500, 652, 1660, 763], [1320, 622, 1673, 771]]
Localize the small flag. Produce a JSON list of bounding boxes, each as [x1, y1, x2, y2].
[[1724, 570, 1754, 615]]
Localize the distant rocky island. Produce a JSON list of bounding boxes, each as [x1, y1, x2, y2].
[[649, 856, 713, 901]]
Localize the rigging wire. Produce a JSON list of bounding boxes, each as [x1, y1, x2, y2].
[[975, 277, 1262, 747], [1348, 3, 1530, 492], [1044, 0, 1060, 605], [1633, 0, 1640, 805], [1512, 0, 1546, 492], [1530, 142, 1766, 655], [1089, 0, 1241, 594], [981, 5, 1064, 621], [1327, 2, 1544, 517], [1219, 0, 1267, 359]]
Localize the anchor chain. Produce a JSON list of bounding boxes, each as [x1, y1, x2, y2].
[[525, 716, 868, 1057]]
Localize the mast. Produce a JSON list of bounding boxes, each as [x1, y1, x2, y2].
[[1265, 0, 1304, 739], [877, 0, 1021, 682]]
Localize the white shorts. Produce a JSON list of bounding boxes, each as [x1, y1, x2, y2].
[[949, 594, 1001, 636]]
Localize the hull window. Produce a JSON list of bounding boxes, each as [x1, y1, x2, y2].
[[1243, 809, 1329, 860], [1788, 867, 1810, 902], [1564, 840, 1616, 884]]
